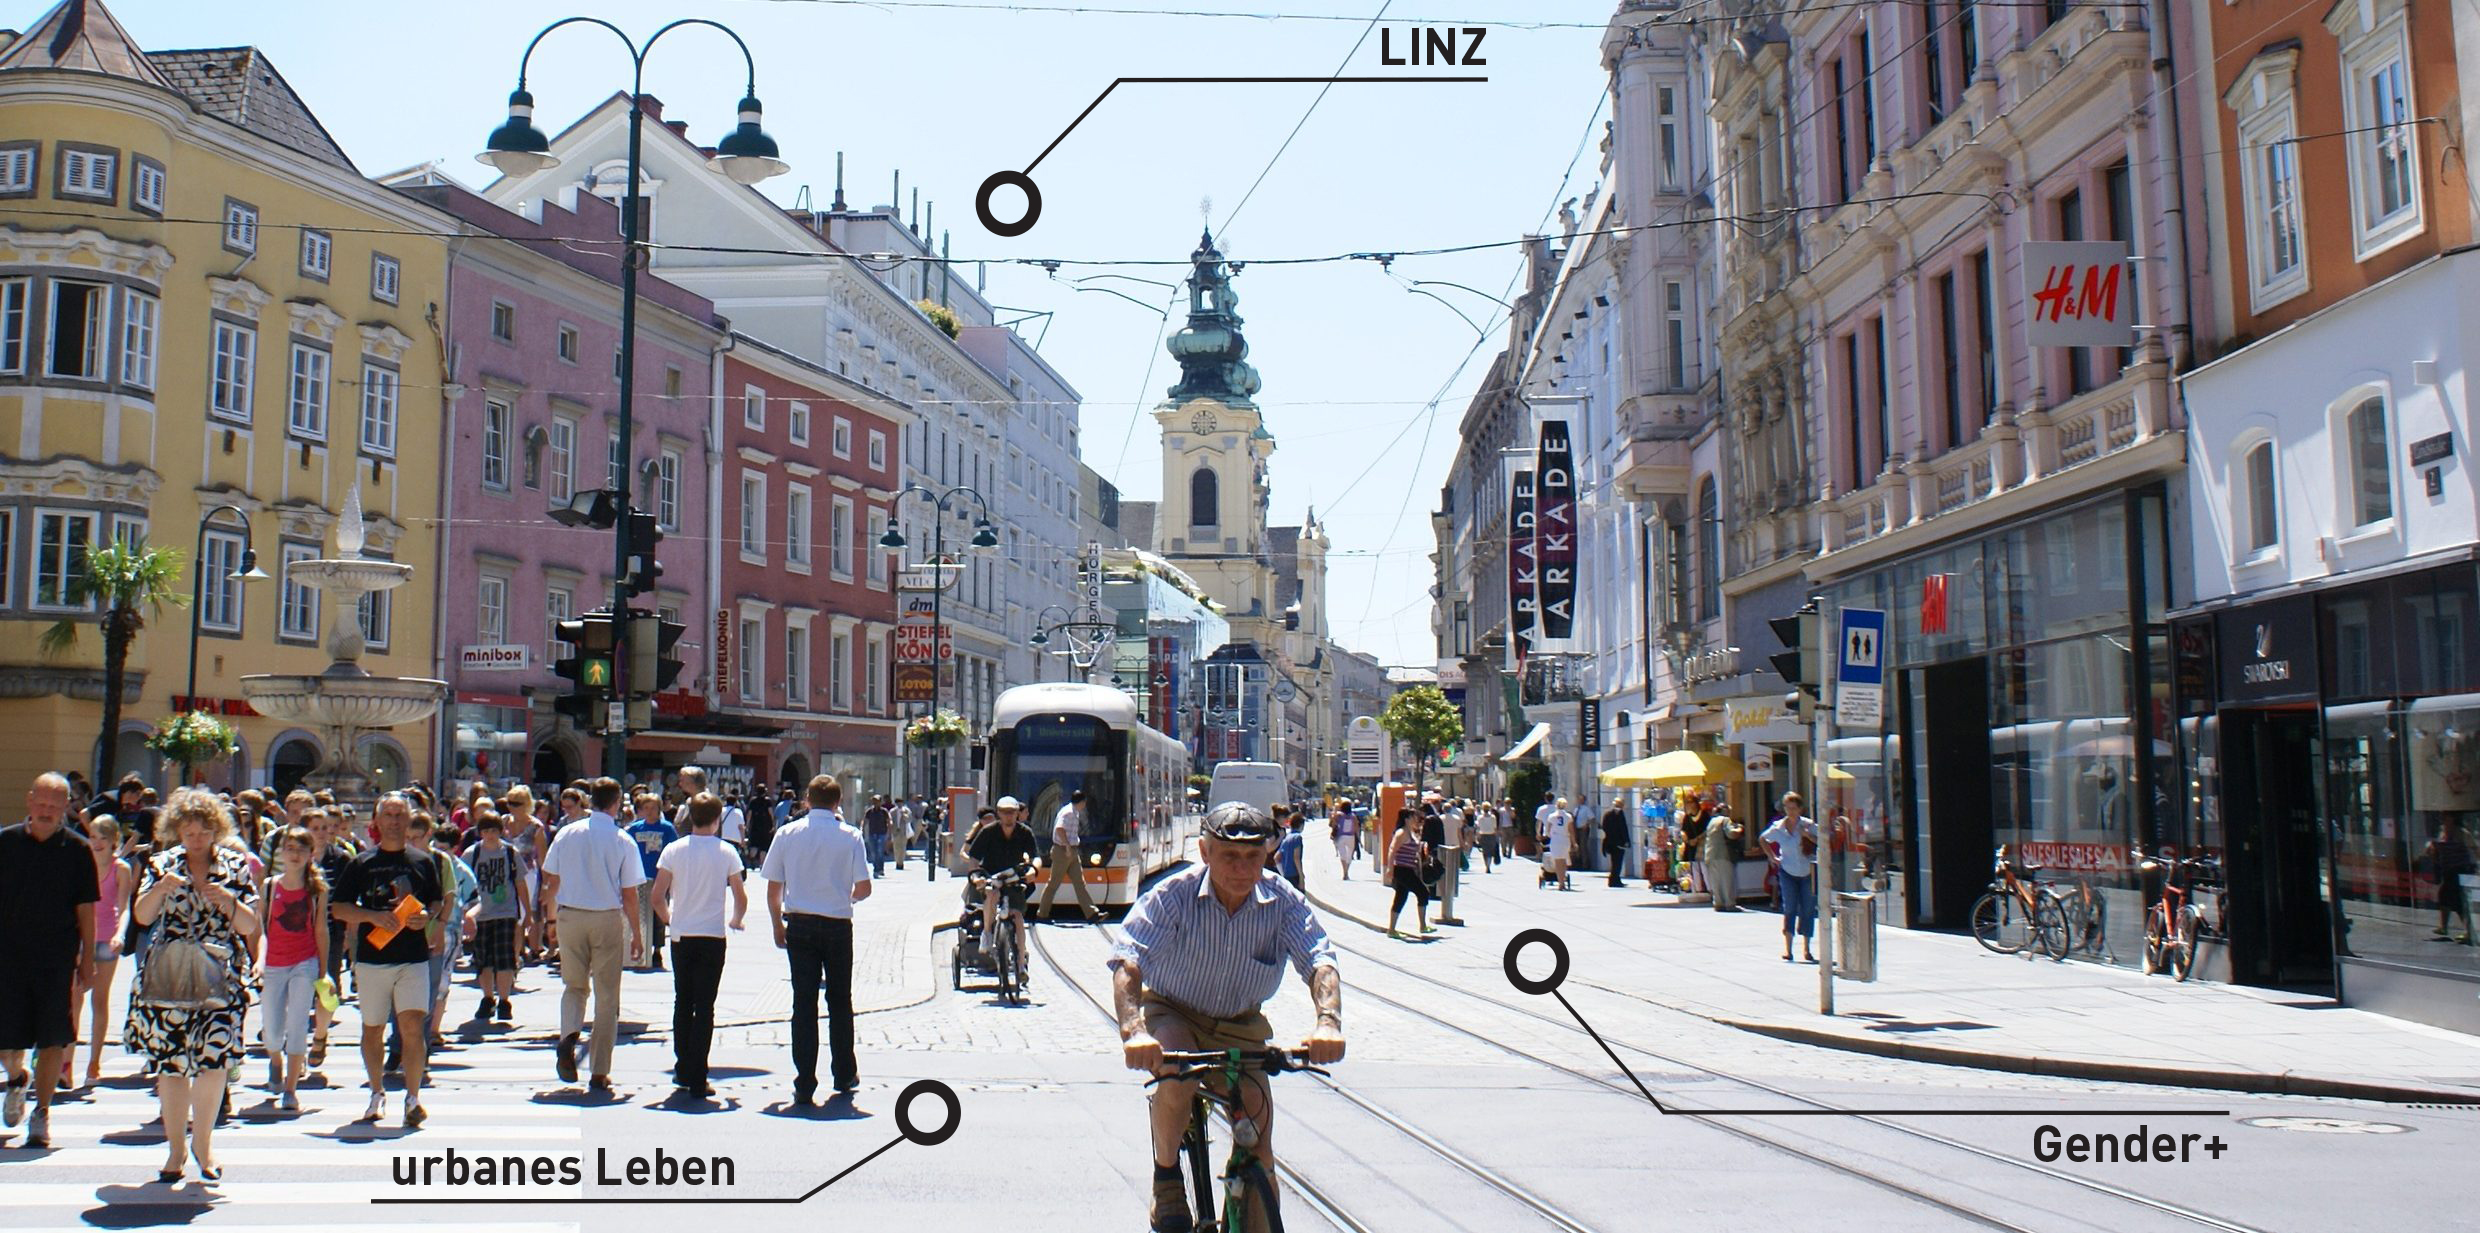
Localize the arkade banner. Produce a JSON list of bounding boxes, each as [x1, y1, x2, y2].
[[1535, 418, 1577, 641], [1508, 465, 1538, 668]]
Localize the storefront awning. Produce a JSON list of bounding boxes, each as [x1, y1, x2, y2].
[[1501, 722, 1552, 762], [1598, 748, 1743, 787]]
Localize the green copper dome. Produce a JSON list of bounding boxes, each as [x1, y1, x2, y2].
[[1167, 230, 1261, 408]]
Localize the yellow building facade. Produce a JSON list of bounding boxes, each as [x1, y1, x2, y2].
[[0, 2, 447, 794]]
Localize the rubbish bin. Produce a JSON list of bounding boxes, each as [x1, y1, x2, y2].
[[1834, 891, 1877, 983]]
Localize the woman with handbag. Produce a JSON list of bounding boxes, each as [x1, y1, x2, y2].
[[1759, 792, 1821, 961], [1384, 806, 1434, 938], [128, 790, 260, 1184]]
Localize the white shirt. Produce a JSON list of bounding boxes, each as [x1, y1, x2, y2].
[[1440, 808, 1466, 847], [1473, 807, 1499, 835], [542, 811, 646, 911], [761, 808, 871, 918], [657, 834, 744, 938], [1545, 810, 1574, 859], [1054, 803, 1085, 846], [719, 805, 747, 844], [1761, 815, 1819, 880]]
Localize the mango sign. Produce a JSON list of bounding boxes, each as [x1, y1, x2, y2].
[[2022, 241, 2136, 348]]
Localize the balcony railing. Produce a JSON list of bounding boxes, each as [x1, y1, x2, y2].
[[1819, 360, 2170, 554]]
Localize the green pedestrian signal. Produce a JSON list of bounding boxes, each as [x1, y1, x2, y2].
[[581, 657, 612, 689]]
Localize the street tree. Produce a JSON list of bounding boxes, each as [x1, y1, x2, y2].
[[1378, 685, 1462, 790], [40, 542, 188, 787]]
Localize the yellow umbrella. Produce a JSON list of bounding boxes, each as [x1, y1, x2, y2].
[[1598, 749, 1744, 787]]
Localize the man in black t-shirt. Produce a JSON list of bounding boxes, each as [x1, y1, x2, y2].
[[328, 795, 444, 1128], [1, 772, 99, 1148], [966, 798, 1040, 966]]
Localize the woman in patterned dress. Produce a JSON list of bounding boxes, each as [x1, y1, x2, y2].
[[128, 790, 260, 1183]]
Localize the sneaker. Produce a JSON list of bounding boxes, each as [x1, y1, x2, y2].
[[3, 1074, 25, 1126], [24, 1107, 49, 1149], [1150, 1168, 1194, 1233], [587, 1076, 614, 1095], [555, 1034, 580, 1084], [404, 1097, 427, 1128], [362, 1090, 387, 1123], [476, 997, 495, 1023], [496, 998, 514, 1022]]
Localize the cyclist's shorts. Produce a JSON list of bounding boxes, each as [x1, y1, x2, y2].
[[1141, 993, 1274, 1056]]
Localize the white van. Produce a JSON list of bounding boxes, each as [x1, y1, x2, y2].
[[1206, 761, 1287, 815]]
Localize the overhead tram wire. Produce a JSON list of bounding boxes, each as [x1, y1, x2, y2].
[[737, 0, 2142, 30], [1216, 1, 1392, 237]]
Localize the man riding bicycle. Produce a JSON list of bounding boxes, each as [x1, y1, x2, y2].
[[1112, 802, 1345, 1233], [964, 797, 1039, 964]]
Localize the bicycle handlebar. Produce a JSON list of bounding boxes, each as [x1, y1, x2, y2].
[[1145, 1049, 1331, 1086]]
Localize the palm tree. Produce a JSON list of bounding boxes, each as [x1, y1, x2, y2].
[[40, 542, 189, 787]]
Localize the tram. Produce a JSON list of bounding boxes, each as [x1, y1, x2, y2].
[[984, 682, 1196, 910]]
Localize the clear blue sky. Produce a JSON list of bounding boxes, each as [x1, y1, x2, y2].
[[72, 0, 1616, 668]]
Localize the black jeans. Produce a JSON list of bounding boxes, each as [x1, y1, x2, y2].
[[670, 936, 726, 1088], [784, 914, 856, 1092], [1606, 845, 1628, 887]]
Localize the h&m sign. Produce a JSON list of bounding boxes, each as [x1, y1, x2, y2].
[[2023, 241, 2136, 349]]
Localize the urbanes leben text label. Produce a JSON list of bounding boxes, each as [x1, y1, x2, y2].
[[391, 1146, 737, 1188], [2032, 1125, 2227, 1165]]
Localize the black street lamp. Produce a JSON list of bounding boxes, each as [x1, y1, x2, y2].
[[184, 504, 267, 780], [880, 483, 996, 875], [480, 17, 787, 779]]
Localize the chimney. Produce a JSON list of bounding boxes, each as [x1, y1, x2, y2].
[[831, 152, 847, 211], [665, 120, 688, 139], [636, 94, 664, 121]]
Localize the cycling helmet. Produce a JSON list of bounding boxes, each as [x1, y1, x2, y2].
[[1201, 802, 1279, 844]]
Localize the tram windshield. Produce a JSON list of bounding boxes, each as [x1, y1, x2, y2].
[[992, 714, 1126, 843]]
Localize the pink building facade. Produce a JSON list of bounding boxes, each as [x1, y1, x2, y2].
[[390, 176, 722, 788]]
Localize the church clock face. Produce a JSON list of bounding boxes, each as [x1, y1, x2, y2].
[[1189, 409, 1216, 436]]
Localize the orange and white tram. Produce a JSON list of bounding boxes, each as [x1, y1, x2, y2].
[[983, 683, 1195, 910]]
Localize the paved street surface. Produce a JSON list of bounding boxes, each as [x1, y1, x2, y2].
[[2, 839, 2473, 1232]]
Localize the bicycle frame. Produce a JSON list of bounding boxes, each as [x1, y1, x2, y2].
[[1151, 1049, 1326, 1233]]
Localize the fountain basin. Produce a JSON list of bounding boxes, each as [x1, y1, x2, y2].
[[284, 558, 415, 594], [241, 672, 448, 729]]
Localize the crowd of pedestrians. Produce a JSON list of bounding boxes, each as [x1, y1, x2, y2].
[[0, 764, 886, 1177]]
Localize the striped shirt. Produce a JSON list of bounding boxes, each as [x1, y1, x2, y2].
[[1110, 865, 1336, 1020]]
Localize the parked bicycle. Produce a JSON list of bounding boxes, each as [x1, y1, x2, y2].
[[1148, 1048, 1330, 1233], [1969, 845, 2069, 959], [2138, 847, 2216, 981], [2049, 873, 2112, 963]]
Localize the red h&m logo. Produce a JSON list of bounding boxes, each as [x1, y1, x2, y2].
[[1921, 573, 1950, 636], [2020, 241, 2136, 349]]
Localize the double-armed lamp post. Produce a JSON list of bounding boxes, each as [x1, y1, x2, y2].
[[479, 16, 788, 778]]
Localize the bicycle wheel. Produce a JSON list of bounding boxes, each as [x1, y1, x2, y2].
[[995, 929, 1019, 1003], [2079, 891, 2110, 960], [1184, 1116, 1215, 1233], [2169, 904, 2201, 982], [2031, 893, 2072, 961], [1969, 890, 2029, 954]]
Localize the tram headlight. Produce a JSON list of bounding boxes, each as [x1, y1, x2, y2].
[[1088, 852, 1102, 866]]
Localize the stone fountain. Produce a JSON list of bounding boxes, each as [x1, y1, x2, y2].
[[240, 486, 448, 800]]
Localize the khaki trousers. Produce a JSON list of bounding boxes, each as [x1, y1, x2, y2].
[[557, 907, 625, 1076], [1036, 842, 1098, 918]]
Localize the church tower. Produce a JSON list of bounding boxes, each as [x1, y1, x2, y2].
[[1154, 232, 1272, 564]]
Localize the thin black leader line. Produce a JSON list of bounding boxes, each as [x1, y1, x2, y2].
[[1019, 74, 1485, 175]]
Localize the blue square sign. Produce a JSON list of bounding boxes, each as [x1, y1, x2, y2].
[[1838, 608, 1886, 686]]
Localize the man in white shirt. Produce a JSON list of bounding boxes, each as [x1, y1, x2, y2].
[[1435, 795, 1466, 923], [539, 777, 645, 1091], [653, 793, 747, 1098], [1035, 789, 1101, 923], [762, 775, 872, 1105], [1541, 797, 1575, 891]]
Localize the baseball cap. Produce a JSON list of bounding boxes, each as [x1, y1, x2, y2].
[[996, 795, 1023, 809], [1201, 802, 1279, 844]]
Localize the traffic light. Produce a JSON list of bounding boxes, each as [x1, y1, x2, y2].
[[622, 511, 663, 597], [552, 610, 618, 732], [628, 609, 688, 695], [1769, 596, 1822, 720]]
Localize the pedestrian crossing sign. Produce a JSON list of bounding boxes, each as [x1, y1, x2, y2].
[[581, 657, 612, 689]]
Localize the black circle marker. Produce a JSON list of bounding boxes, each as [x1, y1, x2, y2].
[[895, 1079, 962, 1146], [975, 171, 1042, 237], [1504, 928, 1569, 996]]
